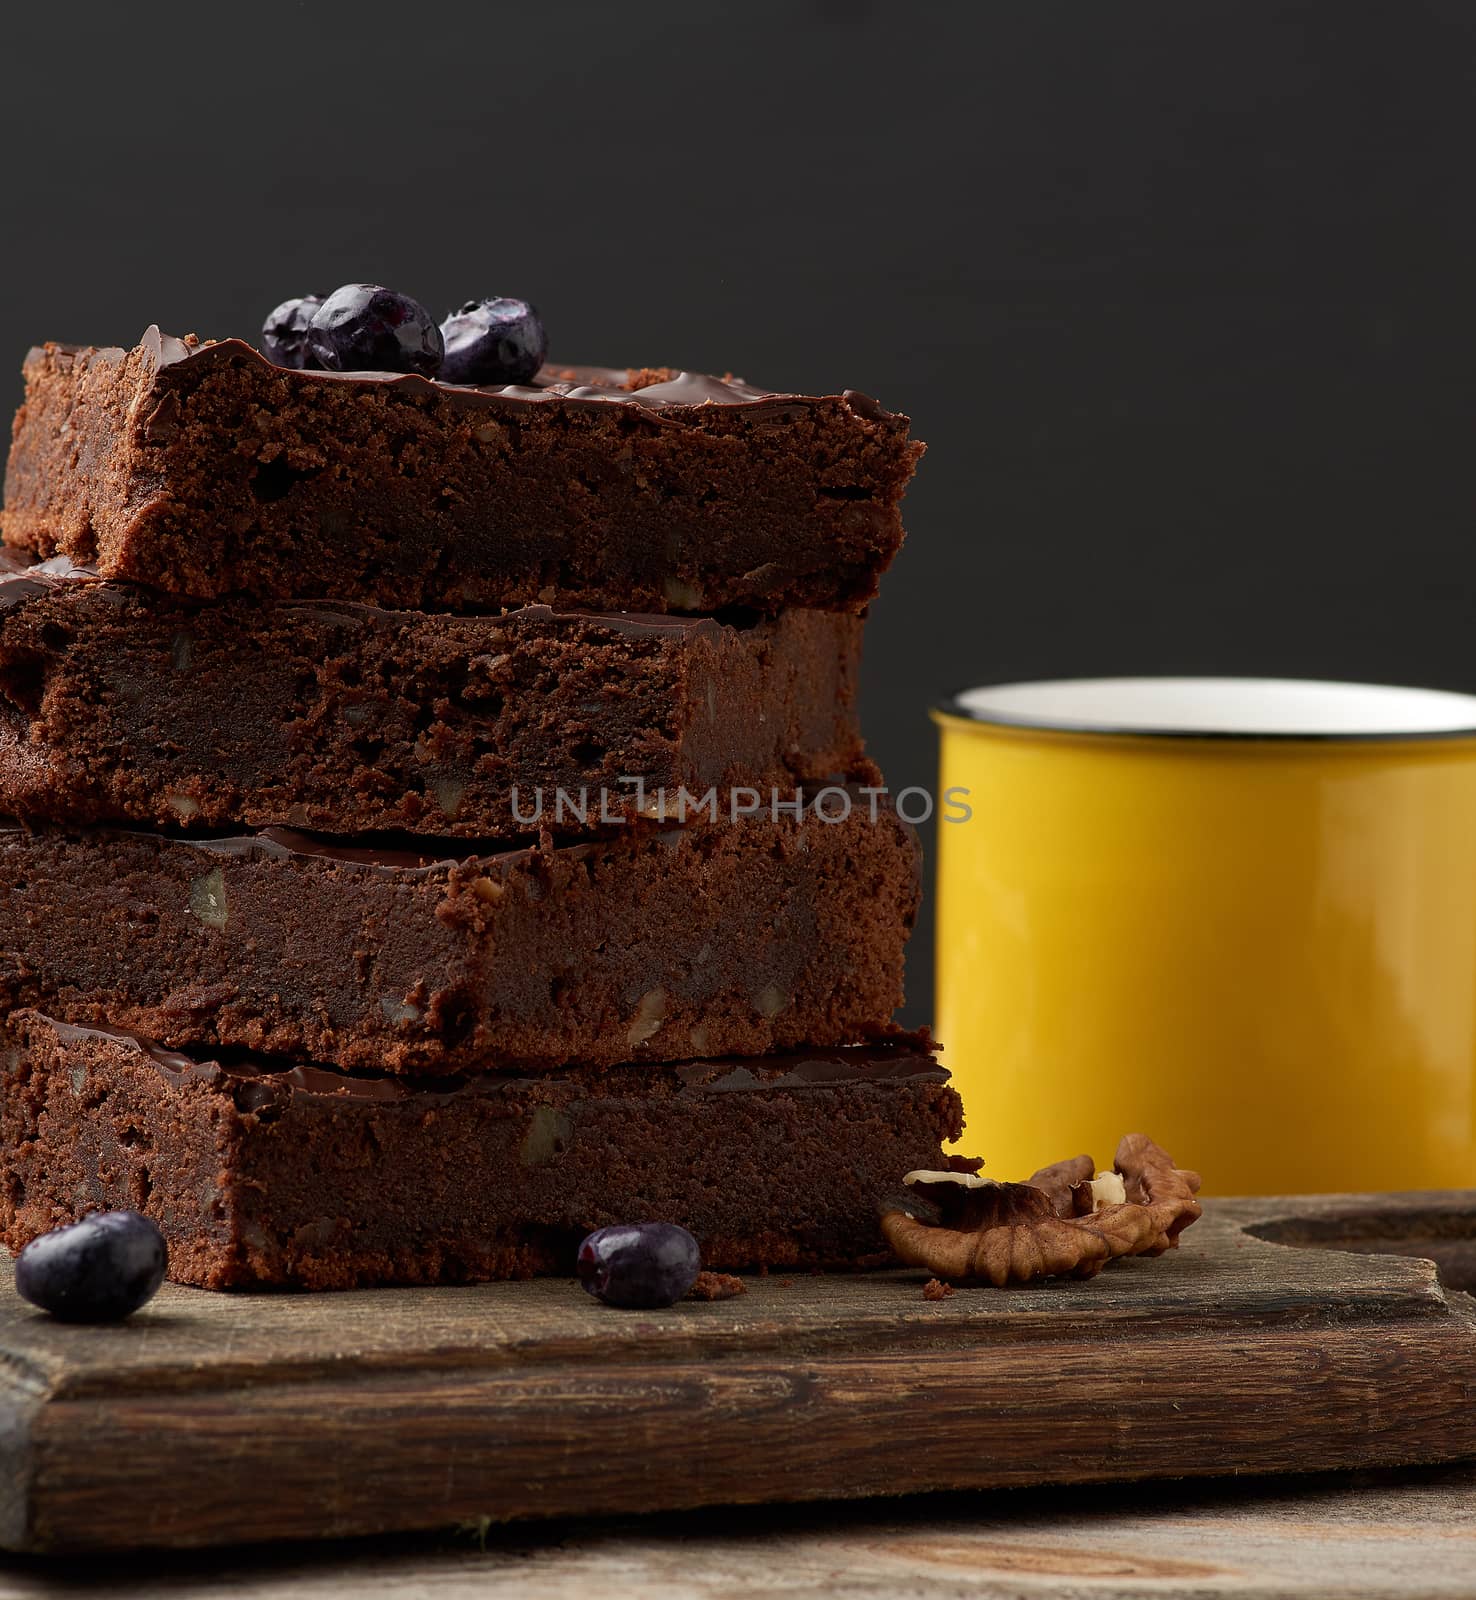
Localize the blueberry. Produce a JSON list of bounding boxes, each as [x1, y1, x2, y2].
[[577, 1222, 701, 1309], [439, 298, 547, 386], [306, 284, 444, 377], [14, 1210, 167, 1323], [260, 295, 326, 369]]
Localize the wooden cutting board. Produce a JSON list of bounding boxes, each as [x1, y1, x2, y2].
[[0, 1190, 1471, 1554]]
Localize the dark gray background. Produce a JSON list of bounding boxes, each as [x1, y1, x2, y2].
[[4, 0, 1473, 1021]]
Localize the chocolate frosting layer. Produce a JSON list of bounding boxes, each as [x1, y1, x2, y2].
[[122, 327, 896, 426], [47, 1018, 204, 1077], [0, 553, 93, 613], [37, 1015, 946, 1105], [0, 815, 482, 873], [1, 783, 893, 877], [188, 824, 543, 874], [31, 330, 893, 431], [0, 551, 734, 640]]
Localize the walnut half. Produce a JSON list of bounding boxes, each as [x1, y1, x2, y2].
[[880, 1134, 1202, 1287]]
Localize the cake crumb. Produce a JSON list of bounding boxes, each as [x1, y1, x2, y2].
[[687, 1271, 745, 1302], [624, 366, 681, 391], [777, 1277, 795, 1288], [923, 1278, 955, 1301]]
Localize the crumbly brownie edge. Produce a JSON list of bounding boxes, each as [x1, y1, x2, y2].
[[0, 800, 921, 1072], [0, 1014, 964, 1290], [2, 337, 924, 611], [0, 564, 870, 836]]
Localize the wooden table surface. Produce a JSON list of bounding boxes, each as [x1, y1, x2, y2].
[[0, 1462, 1471, 1597], [2, 1187, 1473, 1591], [4, 1192, 1475, 1555]]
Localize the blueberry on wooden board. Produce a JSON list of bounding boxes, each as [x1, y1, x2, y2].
[[260, 295, 326, 369], [439, 298, 547, 386], [307, 284, 444, 376], [577, 1222, 702, 1308], [15, 1211, 168, 1322]]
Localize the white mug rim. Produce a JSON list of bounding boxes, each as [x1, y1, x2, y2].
[[937, 675, 1476, 742]]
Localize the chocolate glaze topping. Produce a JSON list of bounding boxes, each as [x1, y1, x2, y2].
[[47, 1019, 209, 1081], [0, 552, 92, 612], [199, 824, 562, 874], [0, 811, 583, 877], [0, 551, 736, 639], [38, 1015, 944, 1105], [1, 783, 889, 876], [107, 326, 895, 426]]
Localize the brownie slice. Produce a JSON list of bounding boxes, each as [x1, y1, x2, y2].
[[2, 332, 924, 612], [0, 797, 919, 1073], [0, 1013, 964, 1289], [0, 555, 868, 837]]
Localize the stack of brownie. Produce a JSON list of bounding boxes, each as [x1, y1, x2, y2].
[[0, 327, 958, 1289]]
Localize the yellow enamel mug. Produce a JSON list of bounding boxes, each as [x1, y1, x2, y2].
[[933, 677, 1476, 1194]]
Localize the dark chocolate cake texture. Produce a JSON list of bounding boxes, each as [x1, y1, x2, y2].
[[2, 330, 924, 612], [0, 552, 870, 838], [0, 1012, 960, 1290], [0, 798, 921, 1074], [0, 305, 947, 1288]]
